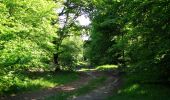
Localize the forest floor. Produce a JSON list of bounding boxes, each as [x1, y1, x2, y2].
[[1, 70, 121, 100], [1, 67, 170, 100]]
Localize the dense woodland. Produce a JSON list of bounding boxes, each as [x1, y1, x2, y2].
[[0, 0, 170, 99], [88, 0, 170, 81]]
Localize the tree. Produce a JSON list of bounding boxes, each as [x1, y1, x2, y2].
[[0, 0, 58, 71], [121, 0, 170, 80], [53, 0, 93, 71], [86, 0, 124, 66], [87, 0, 170, 81], [58, 36, 83, 70]]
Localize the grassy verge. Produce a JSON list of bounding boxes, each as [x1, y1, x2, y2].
[[107, 75, 170, 100], [95, 64, 118, 71], [78, 64, 118, 72], [0, 71, 79, 95], [46, 76, 107, 100]]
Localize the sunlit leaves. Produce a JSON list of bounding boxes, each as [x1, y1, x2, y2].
[[59, 36, 83, 70], [0, 0, 59, 70]]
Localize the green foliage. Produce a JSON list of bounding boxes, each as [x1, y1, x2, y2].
[[87, 0, 170, 81], [59, 36, 84, 70], [86, 0, 124, 66], [0, 0, 58, 69], [53, 0, 89, 70], [119, 0, 170, 80], [1, 0, 170, 97], [0, 0, 63, 95]]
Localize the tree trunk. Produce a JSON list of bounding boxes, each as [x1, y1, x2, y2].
[[54, 53, 61, 72]]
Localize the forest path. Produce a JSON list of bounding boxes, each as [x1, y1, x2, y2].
[[68, 71, 121, 100], [1, 70, 120, 100]]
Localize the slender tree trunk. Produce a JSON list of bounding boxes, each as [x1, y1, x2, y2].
[[122, 32, 125, 66], [53, 39, 61, 72], [54, 53, 61, 72], [54, 53, 58, 65]]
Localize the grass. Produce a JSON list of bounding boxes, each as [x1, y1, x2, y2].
[[78, 64, 118, 72], [46, 76, 107, 100], [0, 71, 79, 95], [95, 64, 118, 71], [107, 75, 170, 100]]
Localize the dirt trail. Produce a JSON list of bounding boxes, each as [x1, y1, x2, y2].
[[1, 73, 92, 100], [1, 71, 121, 100], [69, 73, 120, 100], [69, 72, 121, 100]]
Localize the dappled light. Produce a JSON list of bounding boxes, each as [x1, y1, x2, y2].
[[60, 86, 76, 91], [0, 0, 170, 100], [0, 71, 79, 95], [123, 84, 140, 93], [77, 64, 118, 72], [107, 76, 170, 100], [95, 65, 118, 71]]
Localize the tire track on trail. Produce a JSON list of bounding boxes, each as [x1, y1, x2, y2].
[[69, 72, 120, 100]]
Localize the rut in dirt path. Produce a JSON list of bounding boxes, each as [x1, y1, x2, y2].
[[69, 73, 121, 100]]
